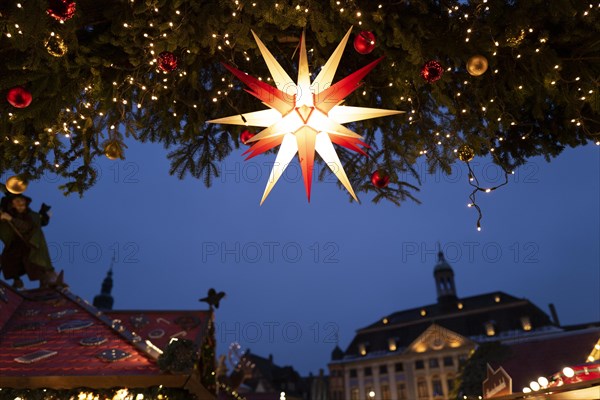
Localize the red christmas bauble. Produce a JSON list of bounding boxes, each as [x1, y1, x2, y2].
[[47, 0, 77, 22], [420, 60, 444, 83], [371, 170, 390, 188], [6, 87, 32, 109], [157, 51, 178, 72], [240, 130, 255, 145], [353, 31, 376, 54]]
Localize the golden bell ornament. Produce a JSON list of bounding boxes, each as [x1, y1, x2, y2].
[[44, 34, 68, 58], [5, 176, 28, 194], [466, 55, 488, 77], [457, 144, 475, 162], [104, 142, 123, 160]]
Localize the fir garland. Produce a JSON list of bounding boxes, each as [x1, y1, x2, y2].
[[0, 0, 597, 202]]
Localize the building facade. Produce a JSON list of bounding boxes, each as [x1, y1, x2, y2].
[[328, 251, 558, 400]]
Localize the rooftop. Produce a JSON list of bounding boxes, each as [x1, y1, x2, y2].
[[342, 291, 555, 359], [0, 280, 213, 398]]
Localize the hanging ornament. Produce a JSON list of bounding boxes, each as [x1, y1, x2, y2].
[[208, 27, 403, 204], [466, 55, 488, 77], [104, 142, 124, 160], [353, 31, 376, 55], [6, 87, 32, 109], [240, 130, 255, 145], [44, 33, 68, 57], [457, 144, 475, 162], [5, 176, 28, 194], [371, 170, 390, 188], [47, 0, 77, 22], [420, 60, 444, 83], [157, 51, 178, 72]]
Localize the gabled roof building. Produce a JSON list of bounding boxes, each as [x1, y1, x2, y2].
[[328, 251, 565, 400]]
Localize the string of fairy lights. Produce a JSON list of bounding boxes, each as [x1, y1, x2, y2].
[[1, 0, 598, 228]]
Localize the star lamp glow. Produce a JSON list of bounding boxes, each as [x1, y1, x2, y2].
[[208, 27, 403, 204]]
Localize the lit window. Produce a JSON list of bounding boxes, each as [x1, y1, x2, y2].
[[417, 379, 429, 398], [521, 316, 532, 331], [420, 309, 427, 316], [382, 318, 389, 324], [485, 322, 496, 336], [397, 383, 407, 400], [388, 337, 397, 352], [359, 343, 367, 356], [381, 384, 391, 400], [457, 302, 463, 309], [494, 295, 501, 303]]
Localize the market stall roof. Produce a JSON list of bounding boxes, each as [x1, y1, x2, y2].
[[0, 280, 213, 399], [490, 328, 600, 391]]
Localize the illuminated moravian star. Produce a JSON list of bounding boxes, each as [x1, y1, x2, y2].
[[208, 27, 404, 204]]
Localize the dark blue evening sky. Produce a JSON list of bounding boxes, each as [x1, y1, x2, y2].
[[15, 139, 600, 375]]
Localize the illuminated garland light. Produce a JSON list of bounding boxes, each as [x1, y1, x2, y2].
[[208, 27, 403, 204], [0, 387, 191, 400], [464, 159, 511, 232], [1, 0, 597, 206]]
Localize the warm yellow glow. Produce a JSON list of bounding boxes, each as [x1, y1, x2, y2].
[[588, 339, 600, 363], [208, 27, 403, 204], [145, 339, 164, 355], [457, 302, 463, 309], [382, 318, 388, 324], [420, 309, 427, 316], [388, 338, 397, 351], [485, 322, 495, 336], [112, 389, 130, 400], [414, 343, 427, 353], [359, 343, 367, 356], [521, 316, 532, 331], [494, 295, 501, 303]]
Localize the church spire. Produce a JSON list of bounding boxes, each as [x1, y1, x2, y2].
[[433, 247, 457, 307], [93, 257, 115, 310]]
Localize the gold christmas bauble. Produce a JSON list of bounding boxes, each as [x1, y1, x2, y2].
[[104, 142, 123, 160], [5, 176, 28, 194], [44, 34, 68, 58], [466, 55, 488, 77], [457, 144, 475, 162]]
